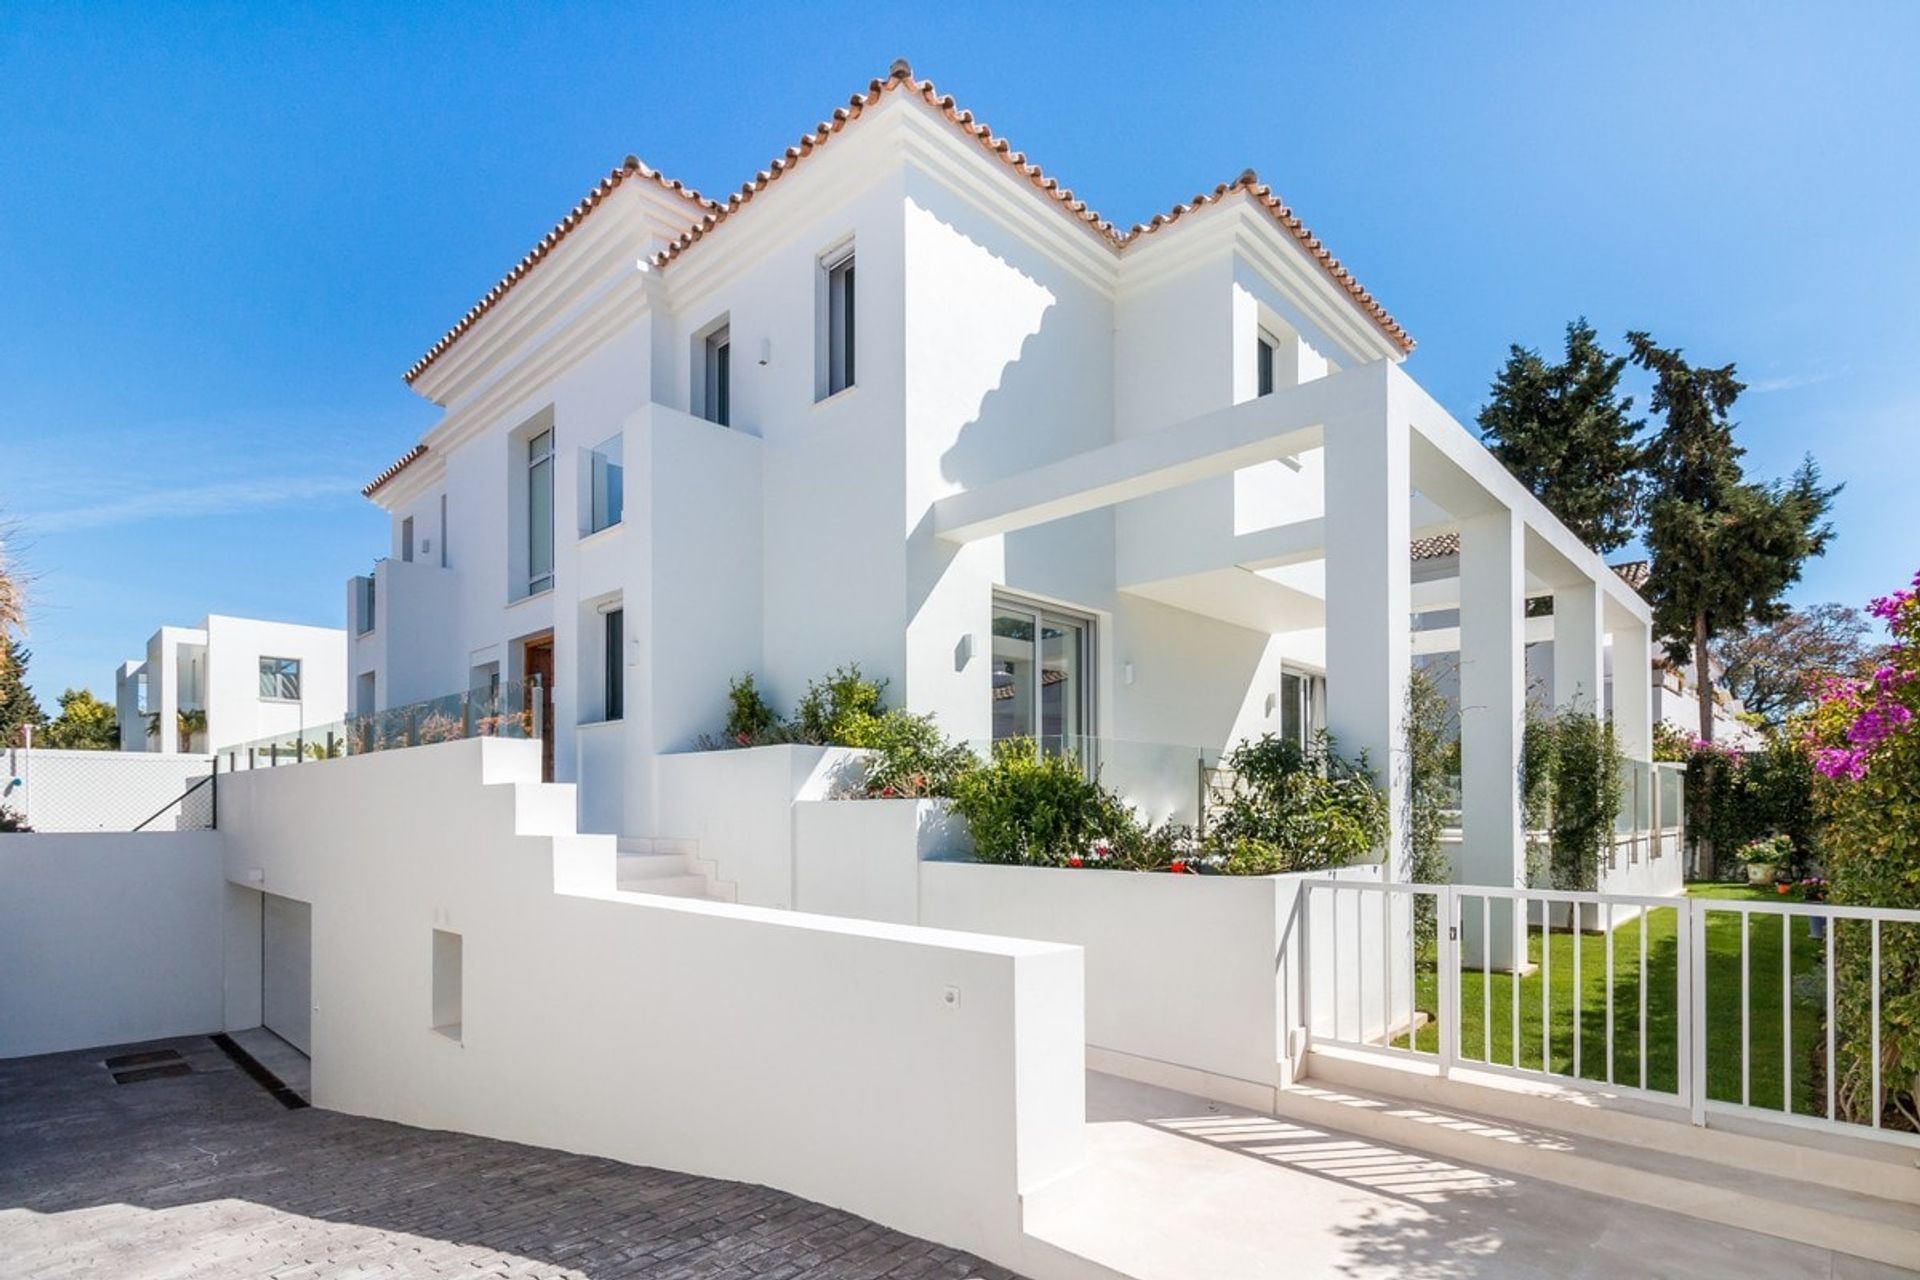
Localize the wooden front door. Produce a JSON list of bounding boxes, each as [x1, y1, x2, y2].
[[522, 634, 555, 782]]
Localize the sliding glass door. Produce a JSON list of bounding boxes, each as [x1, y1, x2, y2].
[[991, 595, 1093, 749]]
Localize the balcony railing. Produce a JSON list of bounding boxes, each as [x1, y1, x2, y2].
[[224, 679, 542, 769]]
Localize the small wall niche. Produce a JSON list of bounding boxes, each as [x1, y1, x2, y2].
[[431, 929, 463, 1042]]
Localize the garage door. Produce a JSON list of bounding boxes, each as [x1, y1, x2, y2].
[[261, 894, 312, 1055]]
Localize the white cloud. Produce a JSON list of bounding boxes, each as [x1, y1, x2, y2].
[[1747, 369, 1840, 394], [23, 476, 363, 533]]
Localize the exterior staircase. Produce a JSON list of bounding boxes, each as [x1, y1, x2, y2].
[[614, 837, 732, 901], [1284, 1048, 1920, 1271]]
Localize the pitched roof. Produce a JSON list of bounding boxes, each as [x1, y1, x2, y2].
[[362, 444, 428, 499], [1409, 531, 1650, 594], [400, 60, 1412, 389], [402, 159, 715, 386]]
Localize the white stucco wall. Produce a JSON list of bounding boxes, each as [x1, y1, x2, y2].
[[202, 615, 348, 752], [0, 832, 230, 1057], [215, 737, 1087, 1269], [918, 859, 1387, 1106]]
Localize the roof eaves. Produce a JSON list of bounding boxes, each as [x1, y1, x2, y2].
[[1118, 171, 1414, 355], [402, 157, 714, 386], [362, 444, 428, 499], [651, 60, 1118, 272]]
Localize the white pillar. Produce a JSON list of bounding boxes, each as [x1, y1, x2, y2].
[[1324, 408, 1409, 878], [1458, 509, 1526, 969], [1611, 611, 1654, 762], [1552, 580, 1605, 715]]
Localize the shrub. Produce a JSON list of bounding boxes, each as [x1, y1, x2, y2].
[[792, 664, 887, 745], [723, 673, 783, 744], [1804, 568, 1920, 1129], [853, 709, 977, 799], [950, 738, 1123, 866], [1203, 732, 1390, 874], [1544, 709, 1625, 892], [1407, 666, 1457, 887], [0, 805, 29, 833]]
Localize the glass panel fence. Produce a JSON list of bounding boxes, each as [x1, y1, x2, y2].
[[225, 680, 540, 769]]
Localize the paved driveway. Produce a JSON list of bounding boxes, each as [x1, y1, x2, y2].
[[0, 1035, 1016, 1279]]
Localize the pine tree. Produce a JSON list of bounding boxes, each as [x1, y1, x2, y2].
[[0, 638, 45, 746], [1478, 318, 1646, 552], [1628, 331, 1838, 869]]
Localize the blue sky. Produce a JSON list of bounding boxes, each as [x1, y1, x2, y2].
[[3, 2, 1914, 704]]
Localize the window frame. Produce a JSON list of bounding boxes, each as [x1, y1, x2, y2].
[[604, 607, 624, 722], [259, 655, 303, 703], [1256, 330, 1277, 398], [989, 591, 1097, 748], [525, 427, 555, 596], [701, 324, 732, 427], [820, 245, 856, 399]]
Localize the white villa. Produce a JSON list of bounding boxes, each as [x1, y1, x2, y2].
[[350, 59, 1657, 900], [114, 614, 346, 755], [8, 64, 1918, 1280]]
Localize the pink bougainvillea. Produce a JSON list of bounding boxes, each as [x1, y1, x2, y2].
[[1805, 569, 1920, 781]]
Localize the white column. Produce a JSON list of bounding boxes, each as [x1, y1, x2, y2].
[[1610, 611, 1654, 762], [1552, 580, 1605, 715], [1324, 408, 1409, 878], [1459, 509, 1526, 970]]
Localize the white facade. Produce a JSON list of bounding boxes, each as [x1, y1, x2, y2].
[[115, 614, 347, 755], [353, 64, 1656, 892]]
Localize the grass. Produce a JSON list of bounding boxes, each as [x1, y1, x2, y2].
[[1394, 883, 1828, 1114]]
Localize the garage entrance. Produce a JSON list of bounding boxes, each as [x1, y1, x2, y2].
[[260, 893, 311, 1055]]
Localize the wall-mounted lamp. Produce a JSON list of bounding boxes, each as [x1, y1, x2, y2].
[[1123, 662, 1135, 687], [955, 633, 974, 672], [759, 337, 772, 366], [1264, 692, 1277, 716]]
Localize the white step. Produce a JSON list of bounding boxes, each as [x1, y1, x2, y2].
[[621, 874, 713, 899], [1277, 1066, 1920, 1270], [616, 851, 691, 880], [502, 782, 578, 836]]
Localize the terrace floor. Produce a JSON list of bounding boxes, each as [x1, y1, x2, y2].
[[1023, 1072, 1919, 1279], [0, 1035, 1015, 1280]]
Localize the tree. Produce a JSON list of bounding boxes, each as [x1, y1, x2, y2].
[[41, 687, 119, 750], [0, 637, 44, 747], [1629, 331, 1839, 869], [1478, 318, 1646, 552], [1712, 602, 1878, 728]]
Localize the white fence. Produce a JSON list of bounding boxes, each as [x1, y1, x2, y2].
[[3, 744, 214, 832], [1304, 880, 1920, 1150]]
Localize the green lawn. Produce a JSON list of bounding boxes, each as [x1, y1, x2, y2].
[[1395, 884, 1827, 1114]]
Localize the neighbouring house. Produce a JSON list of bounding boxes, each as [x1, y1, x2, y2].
[[349, 59, 1658, 902], [114, 614, 347, 755], [1409, 537, 1762, 749]]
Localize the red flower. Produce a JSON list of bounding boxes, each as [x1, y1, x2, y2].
[[735, 733, 750, 746], [1169, 859, 1187, 874], [881, 785, 897, 798], [1067, 856, 1083, 868]]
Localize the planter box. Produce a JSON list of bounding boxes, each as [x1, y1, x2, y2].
[[793, 798, 969, 925], [918, 860, 1385, 1107]]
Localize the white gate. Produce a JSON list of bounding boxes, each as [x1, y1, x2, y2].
[[1302, 880, 1920, 1149]]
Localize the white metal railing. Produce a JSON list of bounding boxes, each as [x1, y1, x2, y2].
[[1302, 879, 1920, 1149]]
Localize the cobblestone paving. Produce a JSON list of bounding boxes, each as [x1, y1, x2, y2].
[[0, 1036, 1019, 1279]]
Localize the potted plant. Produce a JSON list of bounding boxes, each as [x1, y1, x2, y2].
[[1734, 833, 1792, 885]]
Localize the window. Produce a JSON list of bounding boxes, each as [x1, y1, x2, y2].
[[1256, 331, 1276, 397], [588, 435, 623, 532], [604, 607, 624, 721], [353, 575, 376, 634], [823, 249, 855, 397], [438, 493, 448, 567], [527, 428, 554, 594], [991, 594, 1093, 747], [401, 516, 415, 563], [702, 326, 731, 427], [260, 656, 302, 701], [1277, 668, 1325, 748]]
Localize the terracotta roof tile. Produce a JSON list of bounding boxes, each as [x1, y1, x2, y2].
[[1119, 169, 1413, 354], [388, 60, 1415, 493], [402, 158, 714, 385], [1410, 532, 1649, 594], [362, 444, 428, 498]]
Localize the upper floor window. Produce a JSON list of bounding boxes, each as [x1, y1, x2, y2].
[[1256, 330, 1277, 397], [604, 607, 625, 721], [588, 435, 623, 532], [526, 428, 554, 594], [260, 656, 302, 702], [700, 325, 732, 427], [821, 247, 855, 398], [401, 515, 415, 562]]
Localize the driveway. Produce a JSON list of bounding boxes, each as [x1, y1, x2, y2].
[[0, 1035, 1016, 1279]]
